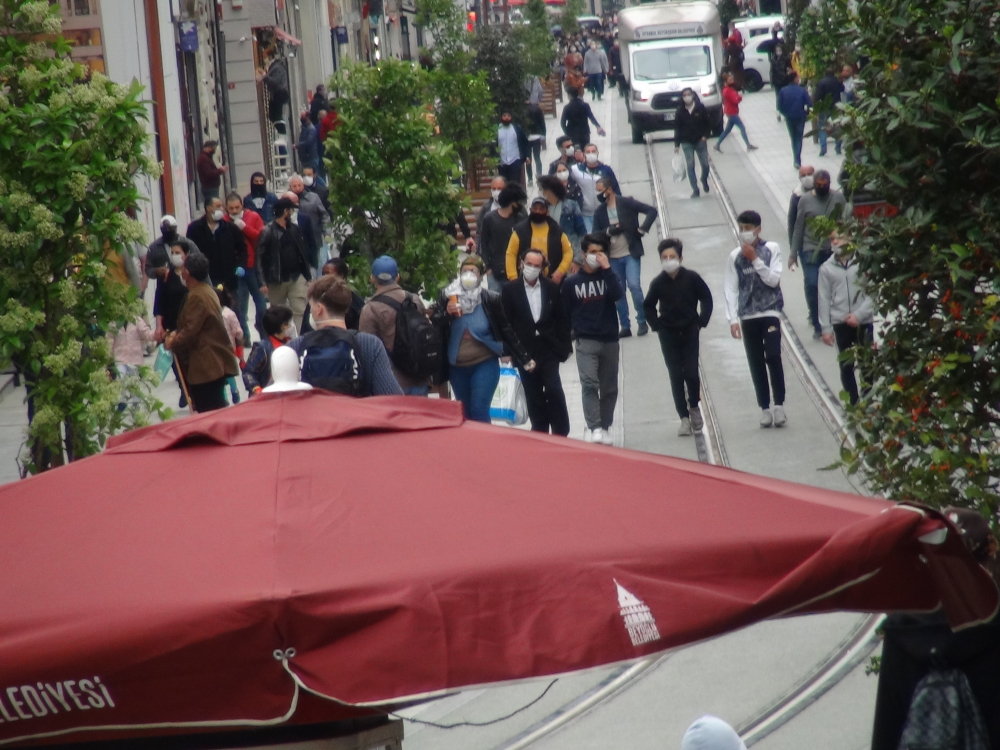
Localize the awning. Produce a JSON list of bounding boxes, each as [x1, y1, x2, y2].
[[272, 26, 302, 46]]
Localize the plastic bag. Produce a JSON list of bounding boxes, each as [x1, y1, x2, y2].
[[490, 365, 528, 426], [672, 153, 686, 183], [154, 345, 174, 382]]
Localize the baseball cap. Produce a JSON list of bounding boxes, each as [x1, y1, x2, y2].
[[160, 214, 178, 228], [681, 716, 746, 750], [530, 196, 548, 208], [371, 255, 398, 283]]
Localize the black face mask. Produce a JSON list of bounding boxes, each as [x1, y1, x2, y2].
[[510, 203, 521, 213], [530, 212, 547, 224], [597, 193, 608, 204], [815, 185, 831, 198], [251, 183, 266, 197], [161, 227, 177, 240]]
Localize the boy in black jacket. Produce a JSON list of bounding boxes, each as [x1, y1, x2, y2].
[[643, 239, 714, 436], [561, 233, 623, 445]]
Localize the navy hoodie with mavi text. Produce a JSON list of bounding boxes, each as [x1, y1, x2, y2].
[[561, 267, 624, 342]]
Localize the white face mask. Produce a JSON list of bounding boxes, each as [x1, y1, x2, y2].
[[492, 189, 502, 201], [210, 209, 224, 222], [169, 253, 184, 268], [522, 265, 541, 282], [303, 176, 314, 187], [585, 254, 600, 269], [800, 175, 815, 191], [585, 153, 598, 165], [232, 210, 244, 221], [662, 258, 681, 274], [460, 271, 479, 290], [284, 322, 298, 340], [682, 95, 694, 105], [290, 209, 299, 222], [738, 230, 757, 245], [556, 170, 569, 182], [563, 146, 575, 157]]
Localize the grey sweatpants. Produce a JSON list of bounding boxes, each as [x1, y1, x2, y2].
[[575, 338, 620, 430]]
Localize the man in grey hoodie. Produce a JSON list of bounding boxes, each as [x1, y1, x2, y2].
[[789, 169, 847, 338], [818, 232, 874, 405]]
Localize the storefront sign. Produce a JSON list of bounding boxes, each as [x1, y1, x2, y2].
[[335, 26, 349, 44], [178, 21, 199, 52]]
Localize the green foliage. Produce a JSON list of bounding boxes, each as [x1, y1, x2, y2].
[[837, 0, 1000, 515], [323, 60, 461, 297], [795, 0, 855, 84], [515, 0, 556, 78], [474, 26, 528, 122], [717, 0, 740, 29], [782, 0, 811, 50], [0, 0, 165, 472], [415, 0, 469, 70], [561, 0, 584, 37]]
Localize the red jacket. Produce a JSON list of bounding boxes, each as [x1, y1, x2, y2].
[[722, 85, 742, 116], [226, 208, 264, 268]]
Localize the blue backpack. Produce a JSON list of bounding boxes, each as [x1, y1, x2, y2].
[[298, 328, 366, 396]]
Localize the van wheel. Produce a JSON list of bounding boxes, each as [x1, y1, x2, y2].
[[631, 123, 644, 144], [711, 112, 724, 137], [743, 70, 764, 93]]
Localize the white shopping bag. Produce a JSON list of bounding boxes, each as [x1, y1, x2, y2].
[[490, 365, 528, 426], [672, 153, 686, 183]]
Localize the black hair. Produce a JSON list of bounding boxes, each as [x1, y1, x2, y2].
[[250, 172, 267, 184], [498, 183, 528, 209], [521, 248, 549, 269], [262, 305, 293, 337], [737, 210, 762, 228], [225, 191, 243, 206], [184, 252, 210, 282], [537, 175, 566, 202], [324, 257, 349, 278], [581, 232, 610, 253], [658, 238, 683, 258], [214, 285, 237, 311], [556, 134, 573, 148], [274, 197, 296, 216], [814, 169, 831, 182], [168, 240, 189, 252], [203, 140, 218, 149]]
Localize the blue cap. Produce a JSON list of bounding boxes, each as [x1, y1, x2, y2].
[[371, 255, 398, 283]]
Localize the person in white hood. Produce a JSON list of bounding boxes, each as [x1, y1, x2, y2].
[[681, 715, 747, 750]]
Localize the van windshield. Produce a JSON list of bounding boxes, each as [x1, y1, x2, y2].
[[632, 45, 711, 81]]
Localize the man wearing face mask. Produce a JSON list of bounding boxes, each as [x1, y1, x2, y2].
[[186, 198, 248, 299], [144, 214, 200, 285], [501, 249, 573, 436], [196, 140, 227, 205], [561, 234, 624, 445], [479, 183, 527, 292], [787, 165, 815, 248], [300, 166, 330, 213], [289, 175, 329, 276], [790, 169, 847, 338], [643, 239, 713, 436], [225, 193, 267, 343], [497, 111, 531, 187], [538, 175, 586, 255], [475, 175, 507, 251], [244, 172, 279, 224], [256, 197, 313, 332], [592, 178, 657, 338], [571, 144, 620, 234], [505, 197, 574, 284], [723, 210, 787, 428], [548, 135, 578, 175], [674, 88, 712, 198], [818, 232, 874, 405]]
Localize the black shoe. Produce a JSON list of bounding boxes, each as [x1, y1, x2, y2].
[[638, 323, 649, 336], [619, 328, 632, 339], [179, 393, 187, 409], [691, 190, 700, 198], [812, 329, 822, 340], [702, 181, 710, 194], [819, 149, 827, 157]]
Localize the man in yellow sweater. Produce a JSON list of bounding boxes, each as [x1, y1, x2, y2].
[[505, 197, 574, 283]]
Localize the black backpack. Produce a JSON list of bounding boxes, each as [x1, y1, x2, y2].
[[297, 327, 366, 396], [898, 669, 989, 750], [372, 293, 441, 380]]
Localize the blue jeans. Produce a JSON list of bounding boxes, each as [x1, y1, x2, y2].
[[587, 73, 605, 98], [785, 117, 806, 166], [449, 358, 500, 423], [403, 385, 430, 396], [583, 215, 594, 233], [801, 258, 822, 332], [681, 141, 709, 192], [818, 113, 841, 155], [717, 114, 750, 147], [610, 255, 646, 330], [237, 266, 269, 341]]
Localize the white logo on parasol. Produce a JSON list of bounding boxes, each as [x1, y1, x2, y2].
[[615, 580, 661, 647]]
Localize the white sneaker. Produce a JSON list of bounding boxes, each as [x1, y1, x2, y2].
[[600, 429, 614, 446], [677, 418, 693, 437], [688, 406, 703, 431], [590, 428, 604, 444], [760, 409, 773, 428], [772, 405, 787, 427]]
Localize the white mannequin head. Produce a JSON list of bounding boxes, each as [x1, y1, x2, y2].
[[262, 346, 313, 393]]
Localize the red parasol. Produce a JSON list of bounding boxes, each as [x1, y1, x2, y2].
[[0, 392, 995, 746]]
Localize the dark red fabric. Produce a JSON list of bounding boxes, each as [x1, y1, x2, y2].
[[227, 209, 264, 268], [196, 151, 223, 189], [0, 391, 995, 746]]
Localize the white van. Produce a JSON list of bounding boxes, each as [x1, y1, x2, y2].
[[619, 2, 724, 144], [733, 15, 785, 92]]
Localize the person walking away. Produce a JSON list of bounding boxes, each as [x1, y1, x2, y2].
[[243, 305, 295, 395], [682, 716, 748, 750], [324, 258, 364, 330], [505, 196, 574, 284], [561, 88, 606, 151], [225, 192, 267, 344], [642, 239, 713, 436], [289, 174, 329, 276], [777, 72, 811, 168], [548, 135, 578, 175], [525, 75, 543, 106], [433, 256, 535, 422], [561, 234, 624, 444], [256, 197, 312, 332], [813, 67, 846, 157], [818, 233, 874, 405], [186, 198, 248, 297], [165, 254, 240, 413], [789, 169, 847, 338], [285, 276, 403, 396], [501, 249, 573, 435], [359, 255, 433, 396], [571, 144, 620, 232], [524, 102, 546, 185], [674, 88, 712, 198], [787, 165, 814, 248], [476, 175, 507, 251], [244, 172, 278, 224], [479, 183, 527, 292], [769, 43, 793, 121], [723, 210, 787, 427], [497, 111, 531, 187], [714, 72, 758, 153], [592, 178, 657, 338], [196, 140, 227, 205], [583, 41, 608, 100], [215, 286, 245, 404], [538, 175, 586, 257], [295, 112, 321, 175]]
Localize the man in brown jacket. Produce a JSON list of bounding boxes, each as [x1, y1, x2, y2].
[[166, 253, 239, 412]]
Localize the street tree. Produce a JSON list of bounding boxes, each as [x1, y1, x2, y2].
[[838, 0, 1000, 516], [794, 0, 855, 84], [516, 0, 556, 79], [474, 25, 528, 122], [560, 0, 584, 37], [0, 0, 164, 472], [323, 60, 462, 296]]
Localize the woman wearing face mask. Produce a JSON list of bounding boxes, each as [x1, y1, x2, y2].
[[642, 239, 714, 436], [553, 163, 584, 210], [152, 241, 191, 407], [433, 257, 535, 422], [673, 88, 712, 198]]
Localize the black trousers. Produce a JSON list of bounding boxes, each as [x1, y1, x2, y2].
[[657, 326, 701, 419], [740, 316, 785, 409], [519, 358, 570, 436], [525, 140, 543, 182], [187, 377, 229, 413], [833, 322, 873, 405], [498, 159, 525, 187]]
